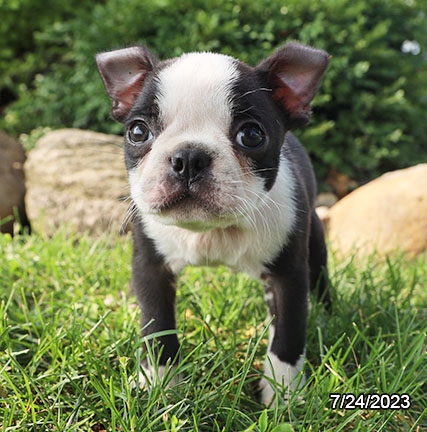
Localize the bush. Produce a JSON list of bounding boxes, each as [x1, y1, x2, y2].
[[0, 0, 93, 106], [1, 0, 426, 183]]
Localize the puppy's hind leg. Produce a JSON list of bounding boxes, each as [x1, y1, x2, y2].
[[308, 211, 330, 309]]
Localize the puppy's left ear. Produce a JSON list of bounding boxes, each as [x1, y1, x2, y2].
[[96, 46, 159, 121], [257, 42, 329, 126]]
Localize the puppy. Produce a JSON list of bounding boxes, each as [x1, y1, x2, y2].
[[96, 42, 330, 404]]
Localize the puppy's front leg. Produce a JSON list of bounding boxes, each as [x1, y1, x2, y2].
[[131, 219, 180, 386], [260, 258, 309, 405]]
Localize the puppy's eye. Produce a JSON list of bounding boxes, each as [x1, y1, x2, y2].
[[128, 121, 153, 145], [236, 123, 266, 148]]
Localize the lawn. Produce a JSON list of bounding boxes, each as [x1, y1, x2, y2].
[[0, 228, 425, 431]]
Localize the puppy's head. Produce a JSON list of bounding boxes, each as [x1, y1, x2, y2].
[[96, 43, 328, 231]]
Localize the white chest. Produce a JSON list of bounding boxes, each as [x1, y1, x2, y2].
[[141, 159, 297, 277]]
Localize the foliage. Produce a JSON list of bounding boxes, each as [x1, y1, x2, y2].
[[0, 228, 426, 430], [19, 126, 52, 151], [1, 0, 426, 182], [0, 0, 92, 104]]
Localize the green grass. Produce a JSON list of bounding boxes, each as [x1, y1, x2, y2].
[[0, 228, 426, 431]]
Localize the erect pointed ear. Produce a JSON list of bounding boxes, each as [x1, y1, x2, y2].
[[96, 46, 159, 121], [257, 42, 329, 126]]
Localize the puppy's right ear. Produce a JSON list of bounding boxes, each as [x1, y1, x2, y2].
[[96, 46, 158, 121]]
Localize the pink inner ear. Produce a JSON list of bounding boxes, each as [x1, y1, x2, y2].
[[260, 43, 329, 122], [96, 46, 157, 121], [271, 71, 313, 117], [272, 86, 306, 114], [112, 72, 146, 119]]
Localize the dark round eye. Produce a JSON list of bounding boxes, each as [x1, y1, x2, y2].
[[236, 123, 266, 148], [128, 121, 153, 145]]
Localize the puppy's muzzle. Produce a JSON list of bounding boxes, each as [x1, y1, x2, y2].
[[170, 148, 212, 185]]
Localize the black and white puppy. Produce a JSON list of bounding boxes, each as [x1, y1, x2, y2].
[[96, 42, 330, 404]]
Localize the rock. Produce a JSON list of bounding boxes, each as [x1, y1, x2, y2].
[[25, 129, 130, 234], [328, 164, 427, 258], [0, 131, 31, 235], [315, 192, 338, 208], [315, 206, 330, 234]]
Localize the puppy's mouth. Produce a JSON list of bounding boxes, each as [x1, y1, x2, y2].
[[152, 191, 192, 212], [138, 172, 242, 230], [145, 185, 240, 231], [150, 189, 218, 214]]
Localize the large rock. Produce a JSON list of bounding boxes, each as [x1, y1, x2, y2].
[[26, 129, 130, 234], [328, 164, 427, 258], [0, 131, 31, 235]]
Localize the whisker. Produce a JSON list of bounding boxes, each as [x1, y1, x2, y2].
[[234, 88, 272, 100], [119, 202, 139, 233], [231, 194, 259, 234]]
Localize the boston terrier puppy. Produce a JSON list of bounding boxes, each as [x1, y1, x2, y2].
[[96, 42, 330, 404]]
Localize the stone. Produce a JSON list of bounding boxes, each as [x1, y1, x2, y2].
[[315, 206, 330, 234], [25, 129, 130, 234], [315, 192, 338, 208], [328, 164, 427, 258], [0, 131, 31, 235]]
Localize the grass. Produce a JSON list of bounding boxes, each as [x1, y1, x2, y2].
[[0, 228, 426, 431]]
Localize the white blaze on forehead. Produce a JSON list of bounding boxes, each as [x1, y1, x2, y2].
[[156, 53, 239, 130]]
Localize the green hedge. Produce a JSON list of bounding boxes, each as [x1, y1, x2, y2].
[[1, 0, 426, 183]]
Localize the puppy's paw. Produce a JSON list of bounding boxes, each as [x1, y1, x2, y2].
[[259, 377, 276, 406], [258, 376, 305, 406], [129, 363, 180, 390], [259, 354, 306, 405]]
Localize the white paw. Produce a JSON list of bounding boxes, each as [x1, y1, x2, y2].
[[129, 363, 180, 390], [259, 377, 276, 405], [260, 353, 306, 405]]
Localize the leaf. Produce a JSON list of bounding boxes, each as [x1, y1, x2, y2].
[[271, 424, 294, 432], [258, 409, 268, 432]]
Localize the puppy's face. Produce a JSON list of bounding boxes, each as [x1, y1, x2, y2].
[[125, 53, 285, 231], [97, 44, 328, 231]]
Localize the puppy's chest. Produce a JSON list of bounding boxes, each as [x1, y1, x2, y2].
[[144, 222, 267, 276], [143, 209, 293, 278], [141, 158, 298, 277]]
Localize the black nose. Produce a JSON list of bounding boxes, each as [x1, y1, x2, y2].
[[170, 148, 212, 184]]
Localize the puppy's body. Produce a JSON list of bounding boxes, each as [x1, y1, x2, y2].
[[96, 45, 329, 404]]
